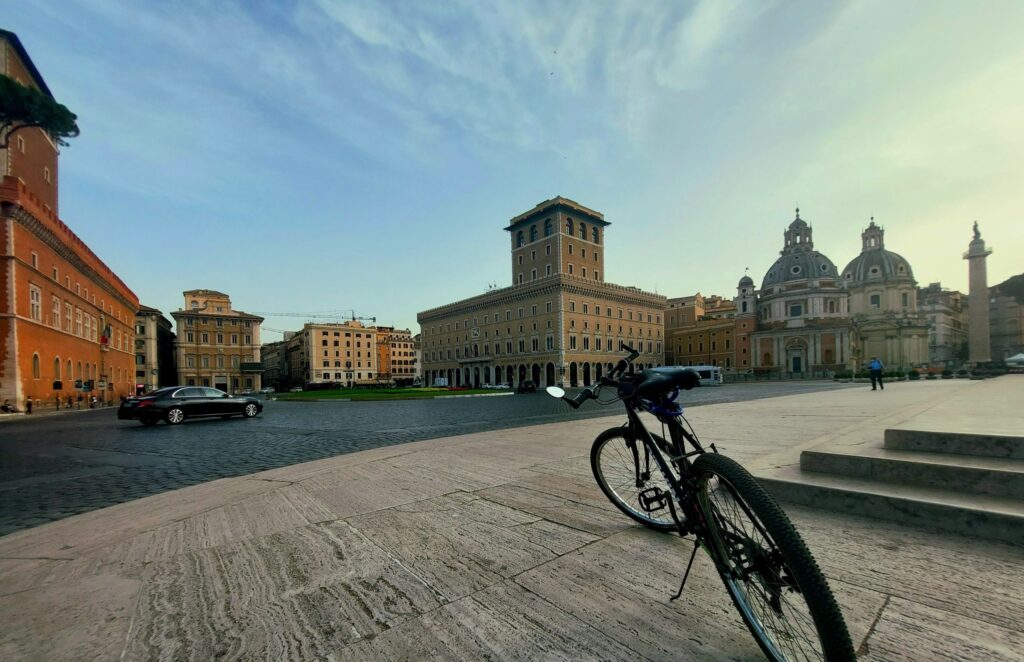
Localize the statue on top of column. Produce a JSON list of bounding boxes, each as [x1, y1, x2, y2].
[[973, 221, 980, 240]]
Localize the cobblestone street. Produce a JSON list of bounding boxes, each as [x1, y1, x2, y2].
[[0, 382, 855, 535]]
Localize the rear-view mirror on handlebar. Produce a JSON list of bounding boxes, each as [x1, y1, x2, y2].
[[545, 386, 566, 399]]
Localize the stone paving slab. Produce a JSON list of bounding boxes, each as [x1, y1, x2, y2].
[[2, 380, 1023, 661]]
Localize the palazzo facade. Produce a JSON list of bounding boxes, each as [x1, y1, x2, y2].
[[418, 197, 666, 388]]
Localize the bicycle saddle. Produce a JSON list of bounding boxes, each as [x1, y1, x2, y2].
[[635, 367, 700, 399]]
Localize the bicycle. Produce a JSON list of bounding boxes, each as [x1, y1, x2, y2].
[[546, 344, 855, 661]]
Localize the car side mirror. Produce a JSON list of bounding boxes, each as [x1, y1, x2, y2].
[[223, 393, 230, 398]]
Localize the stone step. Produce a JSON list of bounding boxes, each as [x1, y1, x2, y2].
[[757, 467, 1024, 546], [801, 448, 1024, 500], [884, 428, 1024, 460]]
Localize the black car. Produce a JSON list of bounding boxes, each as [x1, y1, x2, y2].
[[118, 386, 263, 426], [516, 380, 537, 393]]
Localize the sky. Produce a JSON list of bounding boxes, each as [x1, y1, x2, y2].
[[6, 0, 1023, 339]]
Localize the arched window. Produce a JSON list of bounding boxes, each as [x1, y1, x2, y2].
[[566, 218, 574, 235], [763, 352, 772, 366], [544, 219, 553, 236], [54, 357, 61, 379], [828, 300, 836, 313], [592, 227, 599, 243], [67, 359, 73, 381], [579, 222, 587, 239], [516, 230, 524, 247], [529, 224, 537, 242], [77, 361, 82, 379], [32, 353, 41, 378]]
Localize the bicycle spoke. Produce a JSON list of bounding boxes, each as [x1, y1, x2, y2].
[[701, 475, 826, 661]]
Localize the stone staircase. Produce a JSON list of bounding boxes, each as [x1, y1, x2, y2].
[[758, 428, 1024, 546]]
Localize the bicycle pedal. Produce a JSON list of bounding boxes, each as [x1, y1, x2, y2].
[[638, 487, 669, 513]]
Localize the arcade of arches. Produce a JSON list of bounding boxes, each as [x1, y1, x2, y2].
[[423, 359, 660, 389]]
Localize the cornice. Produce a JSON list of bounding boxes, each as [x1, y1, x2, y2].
[[4, 203, 138, 310], [418, 275, 666, 323]]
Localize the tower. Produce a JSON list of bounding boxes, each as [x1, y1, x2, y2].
[[964, 221, 993, 365], [504, 196, 609, 286]]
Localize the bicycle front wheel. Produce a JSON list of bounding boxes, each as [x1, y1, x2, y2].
[[693, 453, 855, 662], [591, 427, 678, 531]]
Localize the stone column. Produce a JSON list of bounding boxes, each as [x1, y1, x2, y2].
[[963, 223, 993, 365]]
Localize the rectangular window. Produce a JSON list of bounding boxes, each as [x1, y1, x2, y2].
[[202, 333, 209, 343], [52, 296, 61, 328], [186, 331, 194, 342], [870, 294, 881, 308], [28, 284, 42, 321], [789, 304, 803, 317], [570, 335, 577, 349], [76, 308, 83, 336], [186, 355, 195, 368], [64, 302, 72, 332], [202, 356, 210, 368], [546, 336, 554, 350], [568, 264, 574, 275]]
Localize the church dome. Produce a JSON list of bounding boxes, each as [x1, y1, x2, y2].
[[840, 220, 915, 285], [738, 274, 754, 287], [760, 209, 840, 291]]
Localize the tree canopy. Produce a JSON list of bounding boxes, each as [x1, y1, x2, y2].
[[0, 74, 79, 148]]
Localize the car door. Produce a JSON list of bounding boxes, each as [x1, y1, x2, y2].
[[201, 387, 232, 415], [171, 387, 206, 417]]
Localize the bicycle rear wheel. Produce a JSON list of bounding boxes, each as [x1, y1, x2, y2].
[[591, 427, 678, 531], [693, 453, 855, 662]]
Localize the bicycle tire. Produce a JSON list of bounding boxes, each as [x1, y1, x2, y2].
[[693, 453, 855, 661], [591, 427, 678, 532]]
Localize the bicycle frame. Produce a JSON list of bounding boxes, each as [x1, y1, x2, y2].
[[619, 397, 712, 538]]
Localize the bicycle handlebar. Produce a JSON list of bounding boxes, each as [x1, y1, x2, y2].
[[560, 343, 640, 409]]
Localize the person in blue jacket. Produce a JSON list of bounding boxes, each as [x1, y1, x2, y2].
[[868, 356, 885, 391]]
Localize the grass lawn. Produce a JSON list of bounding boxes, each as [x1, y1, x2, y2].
[[274, 387, 511, 401]]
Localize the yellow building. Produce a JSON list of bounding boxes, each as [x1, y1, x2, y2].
[[171, 290, 263, 392], [418, 197, 666, 388], [296, 321, 378, 386]]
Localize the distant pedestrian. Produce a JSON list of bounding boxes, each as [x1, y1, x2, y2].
[[77, 394, 83, 409], [55, 394, 61, 410], [66, 395, 73, 409], [869, 356, 885, 391], [25, 396, 33, 414]]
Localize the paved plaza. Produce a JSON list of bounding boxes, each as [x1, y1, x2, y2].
[[0, 382, 853, 535], [1, 378, 1021, 660]]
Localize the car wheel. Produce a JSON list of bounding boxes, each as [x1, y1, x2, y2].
[[165, 407, 185, 425], [243, 403, 260, 418]]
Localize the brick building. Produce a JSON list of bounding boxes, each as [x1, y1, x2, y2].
[[1, 31, 139, 410], [375, 326, 416, 386]]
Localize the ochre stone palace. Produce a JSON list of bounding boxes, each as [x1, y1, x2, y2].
[[418, 197, 666, 388]]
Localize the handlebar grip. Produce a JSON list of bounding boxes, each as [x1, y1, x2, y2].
[[563, 388, 593, 409]]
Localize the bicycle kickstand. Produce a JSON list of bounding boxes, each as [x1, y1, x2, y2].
[[670, 539, 700, 601]]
